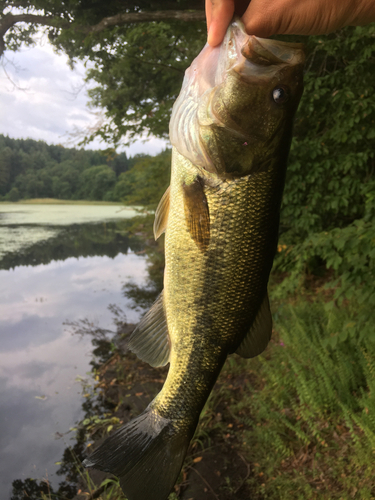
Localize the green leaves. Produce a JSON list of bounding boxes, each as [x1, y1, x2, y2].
[[281, 26, 375, 240], [274, 214, 375, 343], [83, 20, 205, 145], [2, 1, 205, 144], [273, 25, 375, 338], [0, 134, 138, 201], [230, 297, 375, 499], [115, 149, 171, 209], [77, 164, 116, 200]]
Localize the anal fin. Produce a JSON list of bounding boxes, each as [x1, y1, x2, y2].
[[235, 293, 272, 358], [128, 292, 170, 367]]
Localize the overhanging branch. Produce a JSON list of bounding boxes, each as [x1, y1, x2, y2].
[[0, 10, 206, 56], [80, 10, 206, 34]]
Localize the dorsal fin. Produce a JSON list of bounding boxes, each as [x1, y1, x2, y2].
[[235, 293, 272, 358], [153, 186, 170, 240], [182, 177, 210, 252], [127, 292, 170, 367]]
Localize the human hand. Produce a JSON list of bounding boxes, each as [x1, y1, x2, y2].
[[206, 0, 375, 46]]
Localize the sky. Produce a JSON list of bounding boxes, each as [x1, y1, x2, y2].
[[0, 40, 169, 157]]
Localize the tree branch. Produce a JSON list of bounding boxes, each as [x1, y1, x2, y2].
[[126, 54, 185, 74], [80, 10, 206, 34], [0, 13, 70, 37], [0, 10, 205, 56]]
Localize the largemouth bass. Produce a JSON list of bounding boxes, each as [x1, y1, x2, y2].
[[84, 20, 305, 500]]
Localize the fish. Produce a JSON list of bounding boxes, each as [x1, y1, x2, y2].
[[83, 19, 305, 500]]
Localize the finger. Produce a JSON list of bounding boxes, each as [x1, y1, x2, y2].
[[205, 0, 213, 31], [242, 0, 281, 37], [207, 0, 235, 46]]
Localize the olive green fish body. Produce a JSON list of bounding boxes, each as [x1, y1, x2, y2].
[[84, 20, 305, 500], [154, 147, 285, 424]]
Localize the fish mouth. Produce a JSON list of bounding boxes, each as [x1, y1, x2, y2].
[[241, 36, 305, 67]]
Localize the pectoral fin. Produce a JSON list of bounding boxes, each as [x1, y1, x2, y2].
[[182, 177, 210, 252], [153, 186, 170, 240], [235, 293, 272, 358], [127, 292, 170, 367]]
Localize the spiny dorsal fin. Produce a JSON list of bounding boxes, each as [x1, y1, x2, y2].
[[235, 293, 272, 358], [153, 186, 170, 240], [182, 177, 210, 252], [127, 292, 170, 367]]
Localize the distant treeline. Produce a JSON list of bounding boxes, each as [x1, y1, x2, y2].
[[0, 134, 170, 208]]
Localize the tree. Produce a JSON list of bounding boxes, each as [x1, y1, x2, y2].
[[52, 178, 71, 199], [77, 164, 117, 200], [268, 26, 375, 343], [1, 1, 206, 146], [15, 170, 44, 198], [58, 160, 81, 196], [0, 146, 11, 194], [0, 134, 146, 201], [7, 186, 19, 201], [114, 149, 171, 209], [108, 151, 132, 177]]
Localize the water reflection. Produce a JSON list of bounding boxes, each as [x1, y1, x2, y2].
[[1, 208, 168, 498], [1, 253, 148, 495], [1, 220, 144, 270], [9, 310, 125, 500], [122, 239, 165, 311], [0, 203, 140, 263], [0, 217, 153, 498]]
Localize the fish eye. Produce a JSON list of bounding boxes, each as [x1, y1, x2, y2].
[[272, 86, 289, 104]]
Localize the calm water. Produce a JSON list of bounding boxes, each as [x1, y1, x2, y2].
[[0, 204, 151, 498]]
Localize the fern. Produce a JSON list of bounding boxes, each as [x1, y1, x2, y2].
[[231, 297, 375, 499]]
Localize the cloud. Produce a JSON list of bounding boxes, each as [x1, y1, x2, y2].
[[0, 42, 169, 156]]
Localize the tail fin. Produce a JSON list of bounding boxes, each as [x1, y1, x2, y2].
[[83, 408, 192, 500]]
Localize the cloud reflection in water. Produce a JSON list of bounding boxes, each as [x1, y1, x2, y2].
[[0, 252, 147, 495]]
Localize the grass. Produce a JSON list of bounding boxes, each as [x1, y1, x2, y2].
[[38, 470, 126, 500], [221, 297, 375, 499]]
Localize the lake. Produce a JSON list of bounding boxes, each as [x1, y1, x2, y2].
[[0, 203, 155, 498]]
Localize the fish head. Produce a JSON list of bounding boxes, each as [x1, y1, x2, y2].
[[211, 34, 305, 177], [169, 20, 305, 179]]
